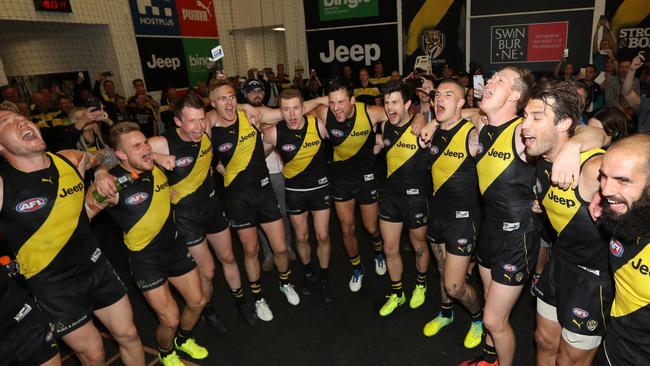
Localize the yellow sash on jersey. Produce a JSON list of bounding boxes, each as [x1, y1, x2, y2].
[[612, 241, 650, 317], [387, 123, 418, 177], [353, 87, 380, 97], [171, 133, 212, 204], [333, 103, 372, 162], [432, 122, 473, 195], [124, 167, 170, 251], [284, 116, 321, 179], [224, 112, 257, 187], [476, 118, 522, 194], [542, 149, 604, 235], [17, 153, 84, 279]]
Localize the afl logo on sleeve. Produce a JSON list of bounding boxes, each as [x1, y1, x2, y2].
[[15, 197, 48, 213], [610, 239, 624, 257]]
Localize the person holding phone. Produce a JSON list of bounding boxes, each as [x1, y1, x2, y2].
[[622, 51, 650, 133]]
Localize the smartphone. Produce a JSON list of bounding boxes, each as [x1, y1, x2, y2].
[[473, 75, 485, 99], [563, 48, 569, 59], [102, 71, 113, 77], [84, 97, 102, 111]]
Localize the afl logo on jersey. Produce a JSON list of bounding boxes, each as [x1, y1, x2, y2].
[[430, 146, 439, 155], [15, 197, 48, 213], [281, 144, 297, 152], [383, 139, 391, 147], [176, 156, 194, 167], [218, 143, 233, 153], [330, 129, 344, 138], [476, 143, 484, 154], [572, 307, 589, 319], [610, 239, 624, 257], [126, 192, 149, 205]]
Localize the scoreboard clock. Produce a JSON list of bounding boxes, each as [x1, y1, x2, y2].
[[34, 0, 72, 12]]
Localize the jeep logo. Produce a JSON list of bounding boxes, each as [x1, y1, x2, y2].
[[15, 197, 48, 213], [59, 182, 84, 198], [155, 181, 170, 192], [146, 54, 181, 70], [443, 149, 465, 159], [486, 148, 511, 161], [547, 191, 576, 208], [396, 141, 416, 150], [350, 130, 369, 137], [320, 40, 380, 66]]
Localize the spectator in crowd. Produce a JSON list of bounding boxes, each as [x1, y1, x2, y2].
[[306, 69, 323, 100], [604, 59, 641, 118], [128, 93, 157, 137], [109, 95, 130, 123], [127, 78, 159, 110], [1, 84, 21, 103], [339, 65, 355, 90], [353, 68, 380, 105], [592, 18, 617, 75], [390, 70, 401, 82], [369, 61, 390, 86], [30, 91, 66, 148], [266, 71, 280, 107], [578, 64, 605, 113], [588, 106, 629, 147], [465, 88, 479, 108], [623, 52, 650, 134], [410, 75, 435, 122], [458, 71, 470, 90], [441, 64, 454, 79], [93, 73, 118, 111], [159, 87, 179, 132], [277, 63, 292, 89]]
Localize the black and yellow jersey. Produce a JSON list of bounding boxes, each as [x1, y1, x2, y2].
[[275, 115, 328, 190], [476, 117, 536, 219], [537, 149, 608, 270], [164, 129, 213, 206], [106, 165, 174, 252], [211, 111, 270, 191], [607, 236, 650, 363], [325, 102, 376, 178], [31, 108, 67, 129], [429, 119, 479, 211], [382, 116, 429, 194], [0, 153, 98, 282]]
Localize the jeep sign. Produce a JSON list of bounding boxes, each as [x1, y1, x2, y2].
[[136, 37, 189, 91], [306, 24, 398, 80]]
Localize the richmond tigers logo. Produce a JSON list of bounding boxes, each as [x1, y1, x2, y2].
[[420, 29, 446, 60]]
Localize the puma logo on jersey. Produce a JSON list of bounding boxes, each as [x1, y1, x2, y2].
[[41, 176, 54, 184], [486, 148, 511, 160], [572, 319, 584, 329], [441, 136, 448, 143], [487, 131, 494, 140], [443, 149, 465, 159], [547, 191, 576, 208], [59, 182, 84, 198]]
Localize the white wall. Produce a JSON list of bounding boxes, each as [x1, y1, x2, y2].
[[0, 0, 142, 96], [214, 0, 308, 77]]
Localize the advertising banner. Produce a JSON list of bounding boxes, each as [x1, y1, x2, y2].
[[318, 0, 378, 21], [605, 0, 650, 59], [470, 10, 593, 72], [176, 0, 219, 37], [129, 0, 180, 36], [306, 24, 399, 81], [136, 37, 189, 91], [182, 38, 219, 86], [304, 0, 396, 29], [402, 0, 465, 75]]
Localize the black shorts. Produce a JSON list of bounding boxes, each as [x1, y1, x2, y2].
[[0, 301, 58, 366], [427, 208, 480, 256], [174, 191, 229, 247], [331, 172, 378, 204], [29, 252, 127, 336], [534, 255, 612, 336], [226, 185, 282, 229], [286, 186, 331, 215], [129, 237, 196, 291], [477, 216, 540, 286], [378, 190, 429, 229]]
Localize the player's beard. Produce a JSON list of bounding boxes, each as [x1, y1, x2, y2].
[[600, 185, 650, 244]]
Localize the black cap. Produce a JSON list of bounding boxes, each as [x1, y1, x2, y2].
[[243, 79, 265, 94]]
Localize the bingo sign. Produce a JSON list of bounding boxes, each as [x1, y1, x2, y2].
[[491, 22, 568, 64]]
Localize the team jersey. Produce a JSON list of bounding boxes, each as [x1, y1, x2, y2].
[[429, 119, 479, 211], [0, 153, 98, 281], [211, 111, 270, 190], [382, 116, 429, 194], [608, 236, 650, 362], [275, 115, 328, 190], [325, 102, 376, 178], [164, 129, 214, 206], [106, 165, 174, 252], [0, 270, 30, 330], [476, 117, 536, 219], [537, 149, 608, 270]]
